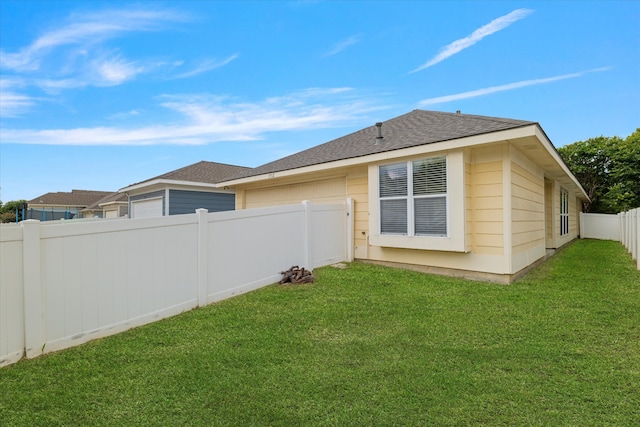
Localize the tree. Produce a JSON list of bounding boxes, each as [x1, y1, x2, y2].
[[558, 129, 640, 213], [0, 199, 27, 223]]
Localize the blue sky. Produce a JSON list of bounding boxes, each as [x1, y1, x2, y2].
[[1, 0, 638, 203]]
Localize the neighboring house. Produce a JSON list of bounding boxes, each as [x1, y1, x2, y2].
[[120, 161, 250, 219], [218, 110, 589, 283], [26, 189, 114, 221], [80, 192, 129, 219]]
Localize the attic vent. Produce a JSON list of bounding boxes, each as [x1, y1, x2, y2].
[[375, 122, 383, 144]]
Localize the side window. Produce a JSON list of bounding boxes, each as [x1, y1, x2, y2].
[[379, 156, 448, 237], [560, 188, 569, 236]]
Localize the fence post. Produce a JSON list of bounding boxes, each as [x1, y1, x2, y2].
[[302, 201, 312, 269], [22, 220, 44, 359], [346, 198, 354, 262], [636, 208, 639, 270], [628, 210, 632, 255], [196, 209, 209, 307], [632, 208, 638, 264]]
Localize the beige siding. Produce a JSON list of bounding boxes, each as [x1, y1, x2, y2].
[[511, 161, 544, 254], [544, 179, 553, 247], [470, 159, 504, 256], [346, 166, 369, 258], [569, 194, 578, 236], [244, 176, 346, 209]]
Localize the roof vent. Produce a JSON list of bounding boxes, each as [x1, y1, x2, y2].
[[456, 110, 461, 114], [375, 122, 383, 144]]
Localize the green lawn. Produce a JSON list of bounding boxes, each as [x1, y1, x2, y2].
[[2, 239, 639, 426]]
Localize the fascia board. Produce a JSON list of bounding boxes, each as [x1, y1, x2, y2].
[[99, 201, 128, 207], [119, 179, 219, 193], [533, 125, 590, 201]]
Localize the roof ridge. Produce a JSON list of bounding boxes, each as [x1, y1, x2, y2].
[[192, 160, 252, 169], [414, 109, 534, 125]]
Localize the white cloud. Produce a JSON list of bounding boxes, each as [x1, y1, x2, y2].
[[0, 6, 227, 116], [91, 55, 144, 86], [35, 78, 87, 93], [410, 8, 533, 73], [0, 8, 188, 72], [107, 109, 141, 120], [323, 35, 362, 57], [418, 67, 613, 106], [172, 54, 239, 79], [0, 78, 41, 117], [0, 88, 385, 145], [0, 91, 38, 118]]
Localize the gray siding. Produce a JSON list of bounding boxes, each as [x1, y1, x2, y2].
[[130, 191, 165, 216], [168, 190, 235, 215]]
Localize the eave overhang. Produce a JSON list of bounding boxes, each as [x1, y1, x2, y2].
[[119, 179, 220, 194]]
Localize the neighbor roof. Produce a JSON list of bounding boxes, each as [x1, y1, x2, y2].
[[223, 110, 535, 181], [122, 161, 251, 191], [28, 190, 114, 207], [81, 191, 129, 212]]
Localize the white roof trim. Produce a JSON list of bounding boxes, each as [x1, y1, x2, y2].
[[119, 179, 219, 193], [533, 125, 589, 200]]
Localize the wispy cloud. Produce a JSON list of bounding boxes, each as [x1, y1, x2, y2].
[[91, 54, 145, 86], [323, 35, 362, 57], [0, 78, 42, 117], [107, 109, 141, 120], [1, 88, 385, 145], [418, 67, 612, 106], [35, 78, 87, 93], [0, 7, 233, 118], [172, 54, 239, 79], [0, 91, 38, 118], [410, 8, 533, 73], [0, 8, 188, 72]]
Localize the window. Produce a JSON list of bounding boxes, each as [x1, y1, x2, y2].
[[379, 156, 448, 237], [560, 187, 569, 236]]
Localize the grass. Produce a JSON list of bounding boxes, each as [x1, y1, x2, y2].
[[1, 239, 639, 426]]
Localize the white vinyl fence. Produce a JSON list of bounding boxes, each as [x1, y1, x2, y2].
[[1, 200, 353, 367], [580, 208, 639, 270], [619, 208, 639, 270]]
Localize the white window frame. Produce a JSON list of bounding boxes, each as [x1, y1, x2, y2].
[[378, 157, 449, 237], [368, 150, 466, 252], [560, 187, 569, 236]]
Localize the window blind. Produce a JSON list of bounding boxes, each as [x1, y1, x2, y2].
[[379, 156, 448, 237]]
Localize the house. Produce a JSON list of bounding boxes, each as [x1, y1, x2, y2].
[[218, 110, 589, 283], [120, 161, 251, 218], [26, 189, 114, 221], [80, 191, 129, 219]]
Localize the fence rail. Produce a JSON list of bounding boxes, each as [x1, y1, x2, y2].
[[580, 207, 639, 270], [1, 200, 353, 367]]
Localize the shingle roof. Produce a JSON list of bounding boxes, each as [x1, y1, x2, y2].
[[82, 192, 129, 211], [127, 161, 251, 188], [225, 109, 535, 181], [28, 190, 114, 207]]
